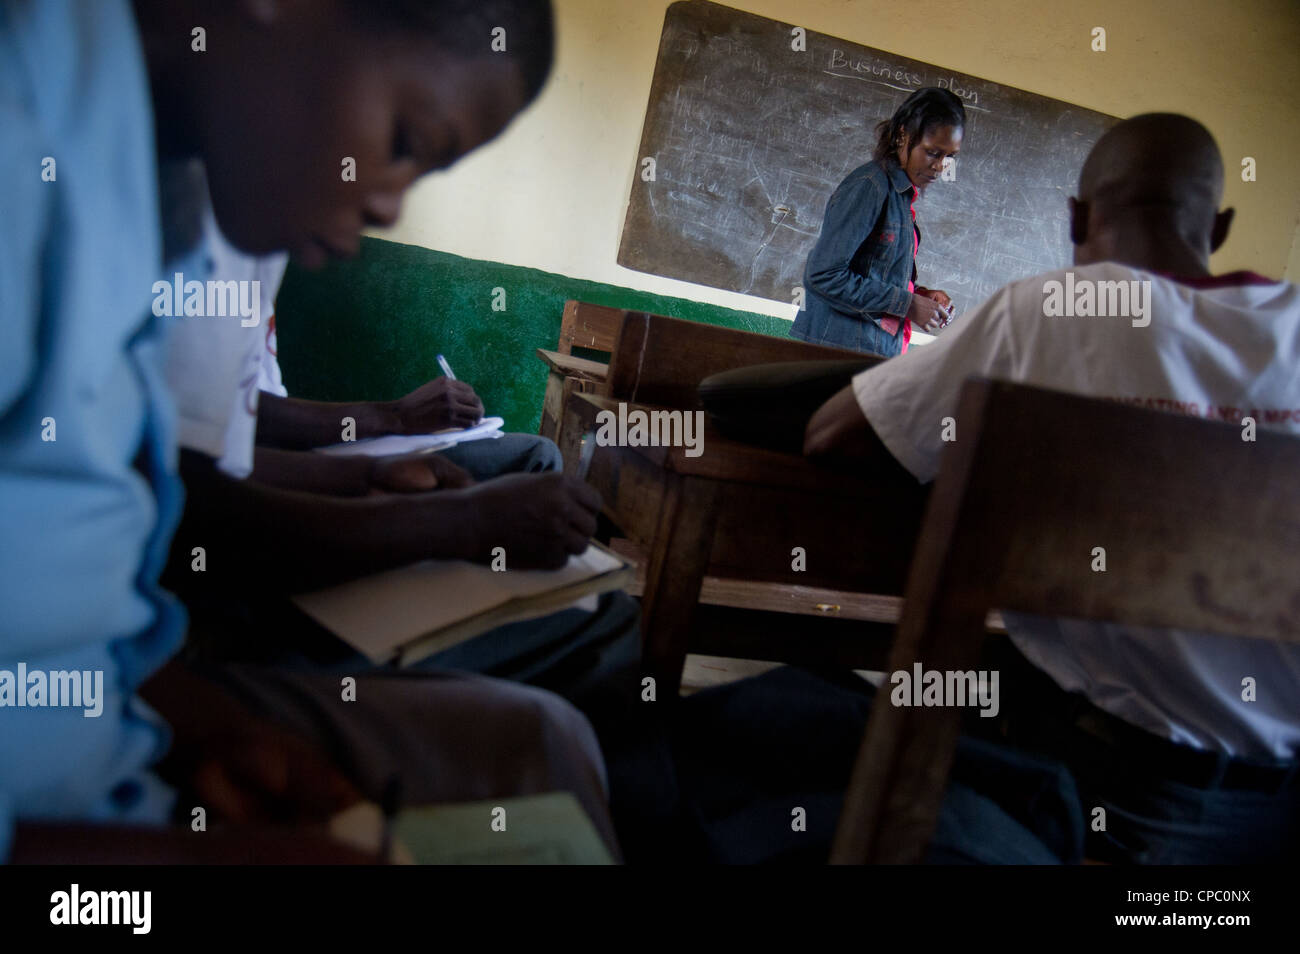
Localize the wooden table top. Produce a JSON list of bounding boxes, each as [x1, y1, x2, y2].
[[566, 392, 878, 494]]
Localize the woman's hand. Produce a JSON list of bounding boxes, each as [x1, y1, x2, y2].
[[911, 287, 956, 332], [920, 287, 953, 310], [906, 292, 950, 333]]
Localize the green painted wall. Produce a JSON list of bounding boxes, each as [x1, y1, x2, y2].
[[274, 237, 792, 434]]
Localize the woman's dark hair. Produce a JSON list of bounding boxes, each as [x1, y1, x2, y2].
[[351, 0, 556, 105], [873, 87, 966, 163]]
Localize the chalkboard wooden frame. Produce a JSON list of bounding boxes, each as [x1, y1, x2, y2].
[[618, 0, 1119, 311]]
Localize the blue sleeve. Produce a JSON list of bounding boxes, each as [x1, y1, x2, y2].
[[805, 172, 913, 320], [0, 58, 49, 417], [0, 793, 11, 862]]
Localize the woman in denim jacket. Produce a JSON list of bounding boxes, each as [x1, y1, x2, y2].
[[791, 88, 965, 357]]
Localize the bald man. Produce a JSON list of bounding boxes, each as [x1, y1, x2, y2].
[[804, 113, 1300, 863]]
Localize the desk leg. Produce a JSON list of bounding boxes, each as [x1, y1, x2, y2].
[[556, 378, 595, 476], [539, 370, 565, 440], [640, 473, 720, 698]]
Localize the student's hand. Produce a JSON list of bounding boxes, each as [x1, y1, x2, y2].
[[142, 662, 365, 826], [461, 472, 601, 569], [906, 292, 951, 334], [184, 725, 367, 826], [391, 378, 484, 433], [368, 452, 475, 494]]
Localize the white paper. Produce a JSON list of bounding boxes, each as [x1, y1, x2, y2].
[[314, 417, 505, 457]]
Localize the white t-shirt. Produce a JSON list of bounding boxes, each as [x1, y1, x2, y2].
[[257, 318, 289, 398], [852, 261, 1300, 760], [162, 208, 288, 477]]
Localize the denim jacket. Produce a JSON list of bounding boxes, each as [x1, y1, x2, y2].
[[790, 158, 918, 356]]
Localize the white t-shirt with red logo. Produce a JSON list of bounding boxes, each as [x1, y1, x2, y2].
[[852, 261, 1300, 759]]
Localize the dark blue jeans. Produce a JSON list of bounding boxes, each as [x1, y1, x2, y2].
[[605, 659, 1299, 864], [984, 649, 1300, 864], [1056, 733, 1298, 864], [603, 666, 1078, 864]]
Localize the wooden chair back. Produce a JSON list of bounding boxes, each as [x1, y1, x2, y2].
[[557, 300, 626, 356], [831, 378, 1300, 863]]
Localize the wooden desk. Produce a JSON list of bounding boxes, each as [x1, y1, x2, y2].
[[535, 301, 628, 448], [563, 392, 931, 695], [536, 348, 608, 442]]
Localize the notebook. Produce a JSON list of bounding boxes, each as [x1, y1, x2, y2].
[[291, 542, 633, 666], [394, 793, 614, 865], [314, 416, 506, 457], [328, 793, 615, 865]]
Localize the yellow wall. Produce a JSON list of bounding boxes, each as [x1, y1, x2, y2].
[[379, 0, 1300, 321]]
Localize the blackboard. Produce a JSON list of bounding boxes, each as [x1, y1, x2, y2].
[[618, 0, 1119, 310]]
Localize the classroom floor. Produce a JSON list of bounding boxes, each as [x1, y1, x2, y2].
[[679, 654, 885, 695], [679, 654, 781, 694]]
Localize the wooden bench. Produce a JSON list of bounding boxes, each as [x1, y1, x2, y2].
[[831, 378, 1300, 863]]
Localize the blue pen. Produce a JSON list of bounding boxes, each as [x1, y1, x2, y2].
[[436, 354, 456, 380]]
